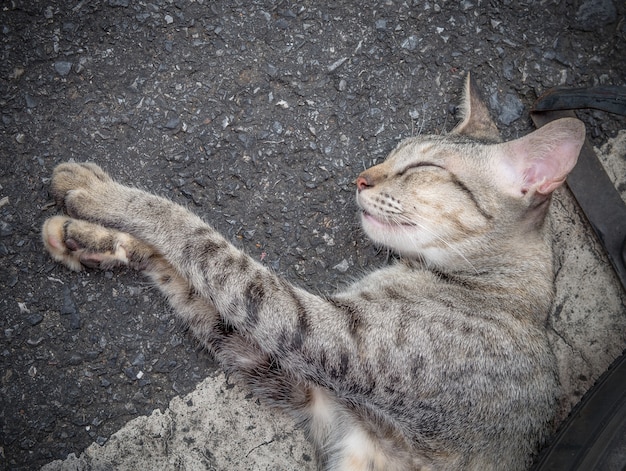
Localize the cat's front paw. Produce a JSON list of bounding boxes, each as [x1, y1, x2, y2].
[[51, 162, 114, 218], [42, 215, 97, 271], [42, 215, 145, 271]]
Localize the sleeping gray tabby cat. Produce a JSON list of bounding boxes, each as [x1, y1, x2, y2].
[[42, 74, 585, 471]]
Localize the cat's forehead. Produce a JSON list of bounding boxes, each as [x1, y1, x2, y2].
[[386, 135, 468, 166]]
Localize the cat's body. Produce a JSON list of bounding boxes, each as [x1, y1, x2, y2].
[[42, 75, 585, 471]]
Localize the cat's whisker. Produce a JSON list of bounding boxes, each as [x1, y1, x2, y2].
[[416, 103, 428, 137], [390, 212, 479, 275]]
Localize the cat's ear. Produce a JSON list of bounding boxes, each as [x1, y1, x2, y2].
[[452, 73, 501, 142], [495, 117, 585, 197]]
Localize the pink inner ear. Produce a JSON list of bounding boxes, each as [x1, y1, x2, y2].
[[499, 118, 585, 197], [522, 140, 581, 195]]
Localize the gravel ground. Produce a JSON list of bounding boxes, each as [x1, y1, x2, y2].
[[1, 0, 625, 469]]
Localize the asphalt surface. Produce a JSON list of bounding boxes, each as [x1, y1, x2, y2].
[[1, 1, 625, 469]]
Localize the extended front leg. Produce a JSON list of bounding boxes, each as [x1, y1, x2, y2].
[[42, 215, 155, 271], [42, 214, 314, 419], [49, 163, 317, 335], [42, 215, 255, 369], [42, 215, 221, 335], [48, 163, 384, 398], [49, 162, 222, 288], [46, 162, 423, 469]]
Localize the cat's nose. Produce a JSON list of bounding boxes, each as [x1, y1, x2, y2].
[[356, 175, 372, 191], [356, 165, 387, 191]]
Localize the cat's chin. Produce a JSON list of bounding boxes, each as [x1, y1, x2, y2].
[[360, 210, 384, 228], [360, 211, 422, 256]]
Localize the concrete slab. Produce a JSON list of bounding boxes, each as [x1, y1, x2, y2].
[[550, 131, 626, 421], [42, 373, 313, 471]]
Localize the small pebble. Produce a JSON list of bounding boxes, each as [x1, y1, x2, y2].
[[124, 367, 138, 379], [68, 354, 83, 365], [131, 353, 145, 367], [333, 259, 350, 272], [0, 221, 13, 236], [54, 61, 72, 76], [327, 57, 347, 73], [498, 93, 524, 125], [266, 63, 278, 78], [27, 313, 44, 326], [60, 288, 77, 316], [489, 91, 524, 125], [272, 121, 283, 134], [275, 18, 289, 30], [164, 116, 180, 129], [60, 288, 81, 329], [400, 36, 418, 51], [85, 351, 100, 360], [24, 93, 38, 108]]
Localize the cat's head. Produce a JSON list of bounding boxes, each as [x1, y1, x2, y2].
[[356, 74, 585, 270]]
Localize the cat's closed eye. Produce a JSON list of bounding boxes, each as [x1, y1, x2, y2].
[[397, 161, 442, 176]]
